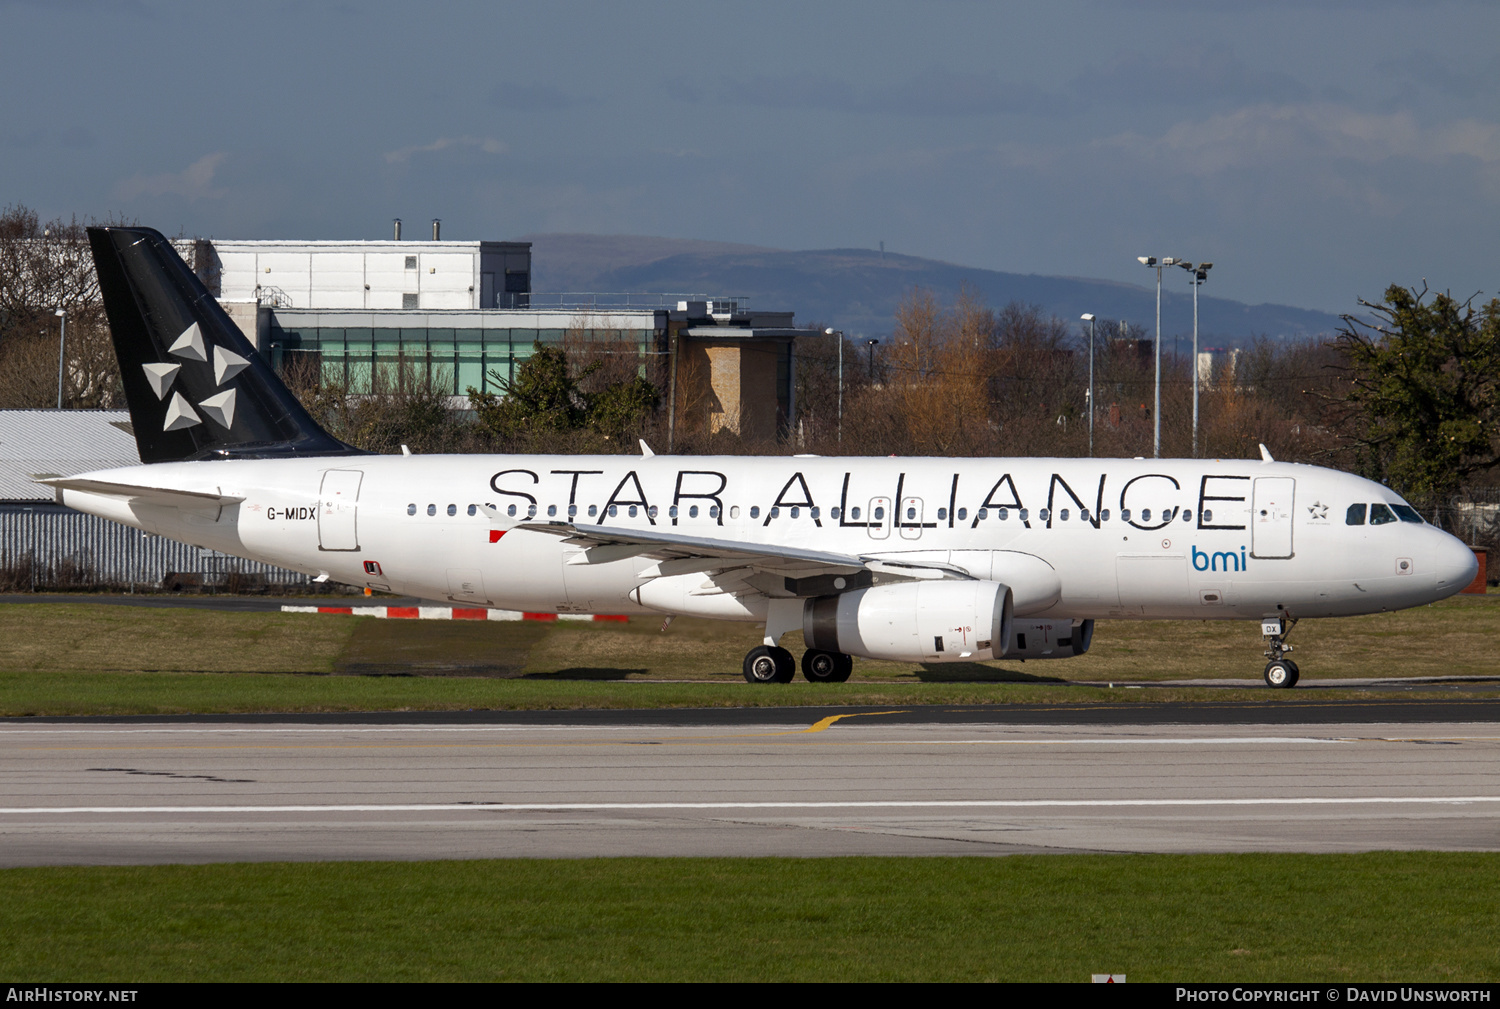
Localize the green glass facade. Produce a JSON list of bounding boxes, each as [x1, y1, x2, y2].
[[267, 312, 660, 396]]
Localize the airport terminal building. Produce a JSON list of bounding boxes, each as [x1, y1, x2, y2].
[[201, 228, 811, 443]]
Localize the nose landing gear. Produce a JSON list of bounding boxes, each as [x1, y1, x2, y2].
[[1261, 615, 1300, 688]]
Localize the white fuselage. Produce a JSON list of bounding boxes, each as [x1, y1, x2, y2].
[[57, 454, 1478, 625]]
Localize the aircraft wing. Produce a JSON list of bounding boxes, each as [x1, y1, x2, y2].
[[36, 476, 245, 509], [512, 519, 975, 583]]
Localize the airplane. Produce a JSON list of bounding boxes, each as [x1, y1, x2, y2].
[[42, 227, 1480, 688]]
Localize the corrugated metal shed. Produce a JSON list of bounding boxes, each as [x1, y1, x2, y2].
[[0, 410, 139, 502], [0, 410, 309, 588]]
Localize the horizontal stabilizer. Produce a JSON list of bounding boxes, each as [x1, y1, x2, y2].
[[37, 476, 244, 508]]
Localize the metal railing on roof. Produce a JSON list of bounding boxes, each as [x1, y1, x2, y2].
[[525, 292, 750, 312]]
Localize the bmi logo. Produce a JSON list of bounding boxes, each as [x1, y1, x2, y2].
[[1192, 545, 1248, 572], [140, 321, 250, 433]]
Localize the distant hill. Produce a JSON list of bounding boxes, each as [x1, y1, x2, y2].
[[517, 235, 1346, 343]]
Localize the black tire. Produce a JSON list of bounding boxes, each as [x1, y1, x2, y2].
[[802, 649, 853, 683], [1286, 660, 1300, 687], [744, 645, 796, 683], [1264, 659, 1296, 689]]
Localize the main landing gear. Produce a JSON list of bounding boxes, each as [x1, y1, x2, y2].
[[741, 599, 854, 683], [740, 646, 854, 683], [1261, 614, 1300, 689]]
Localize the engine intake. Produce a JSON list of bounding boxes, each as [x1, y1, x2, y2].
[[803, 580, 1014, 663]]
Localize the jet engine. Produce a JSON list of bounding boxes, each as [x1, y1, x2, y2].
[[802, 580, 1014, 663], [1002, 618, 1094, 659]]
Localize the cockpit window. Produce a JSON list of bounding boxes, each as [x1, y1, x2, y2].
[[1346, 503, 1367, 526], [1391, 504, 1424, 524], [1369, 503, 1398, 525]]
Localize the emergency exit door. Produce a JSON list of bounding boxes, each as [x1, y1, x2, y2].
[[1251, 477, 1295, 558]]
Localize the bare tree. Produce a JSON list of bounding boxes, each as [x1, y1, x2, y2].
[[0, 205, 123, 409]]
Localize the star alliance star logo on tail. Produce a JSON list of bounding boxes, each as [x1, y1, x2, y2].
[[141, 321, 249, 433]]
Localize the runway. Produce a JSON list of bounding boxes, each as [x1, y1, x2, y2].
[[4, 709, 1500, 864]]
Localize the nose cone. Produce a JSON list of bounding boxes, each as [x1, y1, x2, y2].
[[1433, 531, 1480, 598]]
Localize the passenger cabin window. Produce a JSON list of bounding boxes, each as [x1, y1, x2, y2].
[[750, 506, 760, 519], [1018, 509, 1028, 521], [791, 507, 800, 518], [1100, 509, 1110, 521], [547, 505, 557, 517], [427, 504, 436, 516], [447, 504, 457, 516], [809, 507, 818, 519], [873, 506, 885, 520], [1199, 509, 1209, 523], [588, 504, 598, 517], [1120, 509, 1131, 522], [689, 505, 698, 518], [467, 504, 477, 516], [937, 508, 947, 521], [1141, 508, 1152, 522], [506, 504, 517, 517], [568, 505, 577, 517], [1039, 508, 1051, 522], [1391, 504, 1424, 524], [957, 508, 967, 521], [1369, 503, 1398, 525], [1182, 510, 1192, 522], [850, 507, 860, 520], [730, 506, 740, 519], [710, 505, 720, 518], [407, 504, 416, 516], [1059, 509, 1069, 521], [830, 507, 840, 519]]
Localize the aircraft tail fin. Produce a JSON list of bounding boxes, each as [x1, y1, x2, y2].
[[87, 226, 364, 463]]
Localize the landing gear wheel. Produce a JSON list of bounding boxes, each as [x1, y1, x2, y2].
[[1264, 659, 1297, 689], [744, 645, 796, 684], [801, 649, 853, 683], [1285, 660, 1300, 687]]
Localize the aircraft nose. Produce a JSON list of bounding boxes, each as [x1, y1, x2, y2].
[[1433, 531, 1480, 597]]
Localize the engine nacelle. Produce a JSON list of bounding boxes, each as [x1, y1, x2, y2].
[[1003, 618, 1094, 659], [803, 580, 1014, 663]]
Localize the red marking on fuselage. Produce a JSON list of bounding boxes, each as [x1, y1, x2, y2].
[[489, 530, 506, 543]]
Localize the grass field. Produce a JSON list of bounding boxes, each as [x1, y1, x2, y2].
[[0, 594, 1495, 715], [1, 853, 1495, 981]]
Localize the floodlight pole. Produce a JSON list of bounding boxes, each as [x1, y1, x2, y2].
[[1138, 256, 1183, 458], [866, 338, 879, 382], [1178, 262, 1213, 458], [827, 328, 844, 444], [1081, 313, 1096, 458], [54, 308, 66, 410]]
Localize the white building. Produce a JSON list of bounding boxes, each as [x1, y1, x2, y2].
[[209, 227, 531, 312]]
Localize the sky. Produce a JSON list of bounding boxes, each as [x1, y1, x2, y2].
[[2, 0, 1497, 315]]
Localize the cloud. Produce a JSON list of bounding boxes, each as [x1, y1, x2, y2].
[[1070, 45, 1310, 108], [382, 135, 506, 164], [683, 71, 1069, 117], [488, 82, 581, 111], [114, 152, 228, 201], [1100, 103, 1500, 175]]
